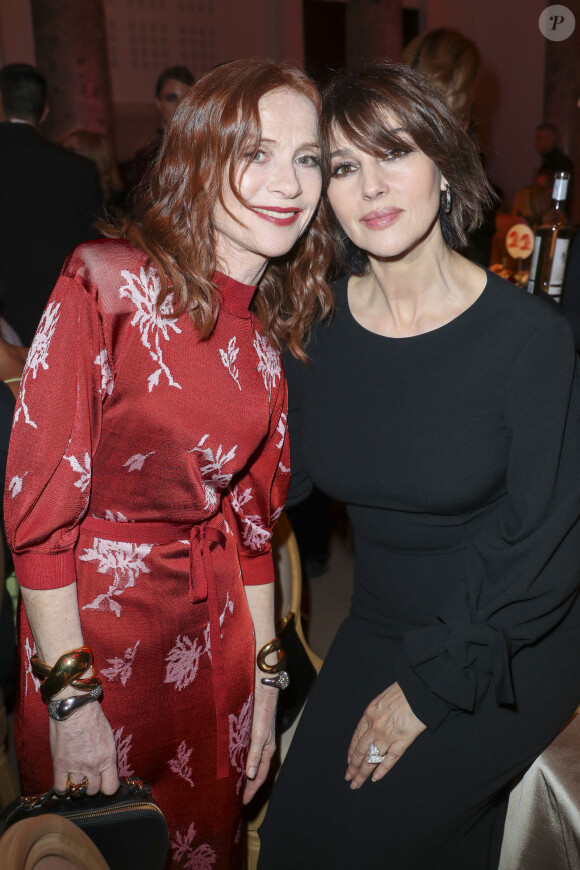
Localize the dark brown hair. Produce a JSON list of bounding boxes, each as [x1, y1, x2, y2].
[[320, 61, 493, 273], [103, 59, 334, 359]]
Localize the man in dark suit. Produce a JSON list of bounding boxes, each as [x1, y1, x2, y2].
[[0, 64, 101, 345]]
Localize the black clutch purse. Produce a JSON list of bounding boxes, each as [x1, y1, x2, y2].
[[275, 612, 317, 734], [0, 777, 169, 870]]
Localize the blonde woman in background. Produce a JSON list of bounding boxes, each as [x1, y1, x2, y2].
[[402, 28, 479, 128], [403, 28, 497, 267]]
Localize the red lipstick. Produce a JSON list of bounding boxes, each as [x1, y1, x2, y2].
[[252, 206, 302, 226]]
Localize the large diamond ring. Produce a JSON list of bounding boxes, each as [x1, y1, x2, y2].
[[260, 670, 290, 690], [366, 742, 386, 764], [66, 775, 89, 798]]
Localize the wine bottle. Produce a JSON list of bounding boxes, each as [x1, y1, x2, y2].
[[527, 171, 573, 303]]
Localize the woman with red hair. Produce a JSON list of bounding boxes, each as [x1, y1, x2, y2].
[[5, 59, 332, 867]]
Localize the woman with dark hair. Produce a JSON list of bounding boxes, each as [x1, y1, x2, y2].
[[258, 62, 580, 869], [5, 58, 332, 868]]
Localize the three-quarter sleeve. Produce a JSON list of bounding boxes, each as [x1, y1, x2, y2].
[[4, 255, 110, 590], [223, 348, 290, 586], [396, 317, 580, 730]]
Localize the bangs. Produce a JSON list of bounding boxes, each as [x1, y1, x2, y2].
[[320, 62, 494, 267], [328, 94, 416, 160]]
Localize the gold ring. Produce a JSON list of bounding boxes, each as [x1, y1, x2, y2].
[[66, 774, 89, 798]]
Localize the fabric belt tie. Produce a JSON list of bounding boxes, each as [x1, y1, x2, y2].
[[80, 516, 231, 780], [188, 524, 229, 779]]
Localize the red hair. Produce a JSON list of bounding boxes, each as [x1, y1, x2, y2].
[[104, 59, 334, 358]]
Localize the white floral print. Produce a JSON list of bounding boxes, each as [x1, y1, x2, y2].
[[94, 349, 114, 397], [229, 692, 253, 794], [276, 412, 287, 450], [165, 634, 205, 691], [119, 267, 182, 392], [229, 485, 271, 551], [165, 594, 233, 688], [189, 435, 238, 512], [203, 593, 234, 662], [24, 637, 41, 697], [123, 451, 155, 472], [9, 472, 27, 498], [171, 822, 216, 869], [101, 641, 140, 686], [15, 301, 61, 429], [169, 740, 195, 789], [80, 539, 152, 617], [219, 336, 241, 390], [243, 516, 270, 551], [114, 726, 135, 778], [64, 452, 91, 492], [103, 510, 128, 522], [253, 330, 281, 398]]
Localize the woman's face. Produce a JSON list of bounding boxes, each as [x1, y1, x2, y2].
[[213, 88, 322, 278], [327, 119, 446, 261]]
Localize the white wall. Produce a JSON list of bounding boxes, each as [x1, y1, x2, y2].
[[427, 0, 547, 205]]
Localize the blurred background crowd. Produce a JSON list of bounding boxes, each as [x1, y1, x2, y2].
[[0, 0, 579, 815]]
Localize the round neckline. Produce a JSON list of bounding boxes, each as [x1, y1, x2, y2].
[[343, 271, 490, 343], [213, 270, 256, 319]]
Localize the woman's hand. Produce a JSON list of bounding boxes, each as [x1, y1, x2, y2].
[[50, 701, 120, 795], [242, 682, 277, 805], [346, 682, 426, 789]]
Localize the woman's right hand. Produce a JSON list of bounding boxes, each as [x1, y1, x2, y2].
[[49, 701, 120, 795]]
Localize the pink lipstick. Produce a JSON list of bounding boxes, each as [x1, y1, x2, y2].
[[360, 208, 403, 229]]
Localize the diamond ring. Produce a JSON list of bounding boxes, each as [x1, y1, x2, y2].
[[366, 742, 386, 764]]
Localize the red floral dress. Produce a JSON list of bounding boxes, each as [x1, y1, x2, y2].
[[5, 238, 290, 869]]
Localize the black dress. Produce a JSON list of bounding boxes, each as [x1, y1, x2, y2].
[[258, 271, 580, 870]]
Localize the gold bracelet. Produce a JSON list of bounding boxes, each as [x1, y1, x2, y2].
[[257, 637, 290, 690], [31, 645, 100, 701], [257, 637, 287, 674]]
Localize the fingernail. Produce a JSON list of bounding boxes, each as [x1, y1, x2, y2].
[[345, 773, 351, 782], [247, 767, 256, 779], [350, 781, 359, 790]]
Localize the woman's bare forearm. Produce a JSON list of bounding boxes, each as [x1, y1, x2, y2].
[[20, 584, 86, 670], [244, 582, 276, 661]]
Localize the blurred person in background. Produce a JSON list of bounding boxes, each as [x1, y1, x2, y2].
[[125, 65, 194, 190], [59, 128, 125, 213], [511, 183, 551, 232], [403, 28, 497, 267], [0, 64, 101, 345], [535, 122, 574, 178]]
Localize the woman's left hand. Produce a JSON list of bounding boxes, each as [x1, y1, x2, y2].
[[242, 681, 278, 805], [346, 682, 426, 789]]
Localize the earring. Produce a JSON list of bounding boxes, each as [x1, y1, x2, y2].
[[444, 183, 452, 214]]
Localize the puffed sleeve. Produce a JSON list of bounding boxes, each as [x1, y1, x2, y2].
[[222, 345, 290, 586], [4, 251, 112, 589], [395, 316, 580, 730]]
